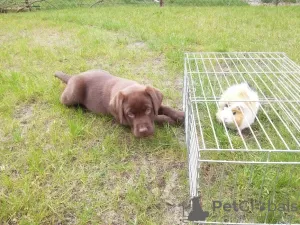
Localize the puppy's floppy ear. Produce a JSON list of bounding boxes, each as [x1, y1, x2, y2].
[[145, 85, 163, 116], [109, 91, 126, 124]]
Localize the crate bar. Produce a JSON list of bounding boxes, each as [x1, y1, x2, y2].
[[264, 166, 280, 223], [186, 71, 300, 74], [184, 52, 300, 225], [198, 53, 236, 149], [193, 53, 221, 198], [289, 168, 300, 223], [197, 53, 220, 201], [244, 53, 300, 138], [249, 59, 300, 132], [279, 53, 300, 82], [247, 53, 300, 100], [193, 222, 300, 225], [226, 53, 296, 149], [199, 53, 239, 203], [283, 165, 297, 224], [239, 56, 300, 131], [215, 53, 272, 224], [186, 53, 206, 149], [213, 53, 264, 150], [219, 53, 277, 151], [225, 53, 297, 224], [188, 56, 287, 60], [266, 54, 300, 97], [215, 53, 262, 150], [194, 53, 220, 149], [248, 53, 300, 127], [208, 53, 238, 149], [198, 160, 300, 164], [187, 97, 199, 197], [183, 57, 187, 112], [186, 51, 286, 54], [185, 53, 202, 197], [190, 98, 300, 103], [198, 149, 300, 152]]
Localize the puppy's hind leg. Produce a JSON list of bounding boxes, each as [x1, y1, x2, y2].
[[60, 87, 76, 106], [60, 78, 84, 106]]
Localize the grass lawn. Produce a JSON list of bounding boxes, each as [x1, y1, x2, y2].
[[0, 5, 300, 225]]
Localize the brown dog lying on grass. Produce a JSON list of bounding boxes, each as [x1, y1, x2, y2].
[[55, 70, 184, 138]]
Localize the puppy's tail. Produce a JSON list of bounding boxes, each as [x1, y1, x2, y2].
[[55, 71, 71, 84]]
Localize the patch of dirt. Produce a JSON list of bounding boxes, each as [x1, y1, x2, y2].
[[162, 205, 186, 225], [100, 210, 126, 225], [119, 154, 188, 224], [0, 129, 10, 143], [134, 55, 167, 78], [174, 77, 184, 90], [127, 41, 147, 50], [29, 28, 77, 48], [161, 169, 180, 206], [132, 154, 186, 196], [0, 33, 15, 45], [44, 119, 54, 134], [85, 60, 112, 73], [87, 54, 167, 84], [0, 164, 6, 172], [14, 104, 34, 137], [54, 211, 77, 225], [14, 104, 33, 121], [164, 76, 184, 92], [247, 0, 300, 5], [90, 28, 131, 42]]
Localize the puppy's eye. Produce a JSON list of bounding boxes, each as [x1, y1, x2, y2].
[[145, 108, 151, 115], [127, 112, 135, 118], [233, 111, 236, 115], [224, 104, 229, 108]]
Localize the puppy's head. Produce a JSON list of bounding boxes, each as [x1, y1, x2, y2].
[[109, 85, 163, 138]]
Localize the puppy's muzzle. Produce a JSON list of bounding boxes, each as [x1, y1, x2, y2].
[[135, 124, 154, 138]]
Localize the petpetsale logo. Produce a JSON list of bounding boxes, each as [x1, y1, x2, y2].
[[182, 198, 299, 223], [212, 199, 298, 213]]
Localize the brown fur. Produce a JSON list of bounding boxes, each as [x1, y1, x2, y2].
[[238, 90, 256, 111], [231, 107, 243, 127], [55, 70, 184, 138]]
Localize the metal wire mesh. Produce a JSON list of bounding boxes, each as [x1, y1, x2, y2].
[[183, 52, 300, 224], [1, 0, 298, 12], [0, 0, 159, 11]]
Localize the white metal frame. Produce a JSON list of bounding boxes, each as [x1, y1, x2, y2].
[[183, 52, 300, 224]]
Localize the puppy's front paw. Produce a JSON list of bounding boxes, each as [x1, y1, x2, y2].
[[155, 115, 176, 125], [165, 116, 176, 125], [174, 111, 184, 122]]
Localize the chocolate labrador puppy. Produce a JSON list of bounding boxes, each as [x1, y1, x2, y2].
[[55, 70, 184, 138]]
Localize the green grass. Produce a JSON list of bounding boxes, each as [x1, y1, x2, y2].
[[0, 0, 247, 12], [0, 5, 300, 224]]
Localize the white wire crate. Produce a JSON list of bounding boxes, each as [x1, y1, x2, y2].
[[183, 52, 300, 224]]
